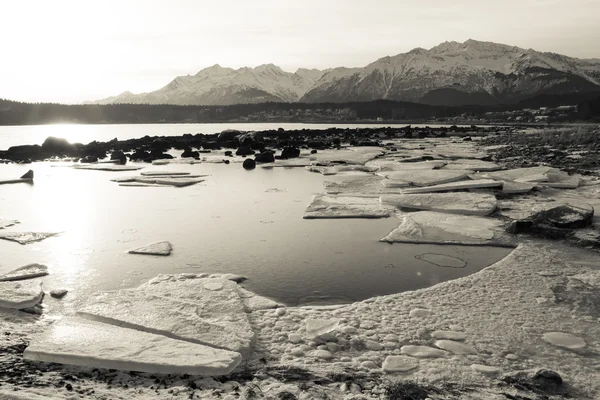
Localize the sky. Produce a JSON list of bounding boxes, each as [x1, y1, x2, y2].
[[1, 0, 599, 104]]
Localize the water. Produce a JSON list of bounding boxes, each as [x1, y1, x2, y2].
[[0, 122, 478, 150], [0, 157, 511, 310]]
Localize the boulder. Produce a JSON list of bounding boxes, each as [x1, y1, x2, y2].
[[281, 146, 301, 159], [41, 137, 73, 155], [80, 156, 98, 163], [110, 150, 127, 165], [236, 146, 255, 156], [181, 148, 200, 159], [129, 150, 150, 162], [217, 129, 243, 142], [20, 170, 34, 180], [243, 159, 256, 170], [255, 151, 275, 163]]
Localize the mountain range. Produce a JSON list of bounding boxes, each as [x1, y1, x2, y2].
[[92, 39, 600, 107]]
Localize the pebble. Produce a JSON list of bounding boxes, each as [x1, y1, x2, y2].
[[288, 333, 302, 344], [431, 330, 467, 341], [382, 355, 418, 373], [365, 340, 383, 351], [409, 308, 431, 318], [434, 340, 477, 355], [401, 345, 448, 358], [361, 360, 378, 369], [276, 308, 286, 317], [314, 350, 333, 360], [470, 364, 502, 375], [505, 353, 519, 360]]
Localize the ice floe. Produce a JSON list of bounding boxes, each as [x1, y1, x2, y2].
[[381, 192, 497, 216], [140, 171, 192, 176], [24, 317, 242, 376], [0, 219, 19, 229], [303, 194, 391, 219], [434, 340, 477, 355], [401, 179, 502, 194], [379, 170, 471, 186], [542, 332, 586, 350], [261, 158, 311, 168], [0, 232, 60, 245], [73, 164, 143, 171], [382, 355, 418, 373], [400, 345, 448, 358], [324, 175, 403, 197], [128, 241, 172, 256], [0, 264, 49, 281], [309, 147, 385, 165], [0, 280, 44, 309], [443, 159, 502, 172], [431, 331, 467, 340], [306, 318, 340, 339]]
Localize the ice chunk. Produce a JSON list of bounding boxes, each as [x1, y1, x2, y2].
[[0, 264, 49, 281], [502, 181, 535, 194], [400, 345, 447, 358], [154, 178, 204, 187], [431, 331, 467, 341], [366, 159, 446, 172], [409, 308, 430, 318], [401, 179, 502, 194], [0, 232, 60, 245], [303, 194, 391, 219], [444, 159, 502, 172], [73, 165, 143, 171], [140, 171, 191, 176], [309, 148, 384, 165], [324, 175, 403, 197], [119, 182, 170, 187], [381, 192, 497, 216], [261, 158, 311, 168], [470, 364, 502, 374], [306, 318, 340, 339], [0, 219, 19, 229], [0, 280, 44, 309], [542, 332, 586, 350], [382, 355, 418, 373], [434, 340, 477, 355], [128, 241, 172, 256], [24, 317, 242, 376], [380, 170, 471, 187]]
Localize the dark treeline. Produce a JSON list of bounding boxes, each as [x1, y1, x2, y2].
[[1, 95, 599, 125]]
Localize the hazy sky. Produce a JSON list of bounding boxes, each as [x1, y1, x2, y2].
[[2, 0, 599, 103]]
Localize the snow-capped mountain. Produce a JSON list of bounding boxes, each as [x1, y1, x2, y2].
[[93, 40, 600, 106]]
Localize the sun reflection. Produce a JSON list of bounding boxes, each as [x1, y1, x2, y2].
[[35, 124, 99, 146]]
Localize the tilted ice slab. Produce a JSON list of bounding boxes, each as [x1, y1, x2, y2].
[[0, 264, 48, 282], [140, 171, 191, 176], [379, 170, 471, 187], [366, 159, 447, 172], [400, 345, 448, 358], [324, 175, 405, 197], [0, 280, 44, 309], [501, 181, 536, 194], [303, 194, 391, 219], [381, 192, 497, 216], [481, 166, 579, 188], [401, 179, 502, 194], [0, 232, 60, 245], [154, 178, 204, 187], [78, 288, 253, 355], [381, 211, 512, 246], [24, 317, 242, 376], [435, 340, 477, 355], [444, 159, 502, 172], [306, 318, 340, 339], [73, 164, 143, 171], [261, 158, 311, 168], [0, 219, 19, 229], [128, 241, 172, 256], [309, 147, 385, 165]]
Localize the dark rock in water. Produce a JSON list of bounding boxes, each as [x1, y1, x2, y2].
[[41, 137, 73, 155], [50, 289, 68, 299], [277, 392, 298, 400], [224, 151, 233, 157], [80, 156, 98, 163], [20, 170, 34, 180], [6, 145, 42, 162], [150, 138, 170, 153], [129, 149, 150, 162], [534, 204, 593, 229], [243, 159, 256, 170], [463, 136, 473, 141], [533, 370, 563, 386], [236, 146, 255, 156], [255, 151, 275, 163], [251, 142, 266, 151], [311, 149, 318, 154], [281, 146, 300, 159], [149, 150, 173, 160], [237, 131, 263, 147], [217, 129, 243, 142], [223, 159, 230, 164], [202, 142, 220, 150], [181, 148, 199, 159], [110, 150, 127, 165]]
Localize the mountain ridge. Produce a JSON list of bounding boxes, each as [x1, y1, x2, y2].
[[91, 39, 600, 107]]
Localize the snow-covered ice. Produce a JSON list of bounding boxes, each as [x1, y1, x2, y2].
[[24, 317, 242, 376], [324, 175, 403, 196], [381, 192, 497, 216], [0, 264, 48, 281], [74, 164, 143, 171], [0, 232, 60, 245], [303, 194, 391, 219], [0, 279, 44, 309], [380, 169, 471, 186], [309, 147, 384, 165], [128, 241, 172, 256], [444, 159, 502, 172], [401, 179, 502, 194]]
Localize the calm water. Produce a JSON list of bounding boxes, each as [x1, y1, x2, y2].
[[0, 122, 478, 150]]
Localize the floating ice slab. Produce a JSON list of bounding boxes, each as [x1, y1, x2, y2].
[[381, 192, 497, 216], [154, 178, 204, 187], [501, 181, 536, 194], [444, 159, 502, 172], [0, 232, 59, 245], [78, 288, 253, 355], [382, 355, 418, 373], [128, 241, 172, 256], [542, 332, 586, 350], [140, 171, 191, 176], [0, 264, 48, 282], [435, 340, 477, 355], [381, 211, 511, 246], [119, 182, 170, 187], [24, 317, 242, 376], [400, 345, 448, 358], [0, 219, 19, 229], [303, 194, 391, 219], [483, 166, 556, 182], [366, 159, 447, 172], [306, 318, 340, 339], [431, 331, 467, 341], [261, 158, 311, 168], [309, 148, 384, 165], [0, 280, 43, 309], [74, 165, 143, 171], [401, 179, 502, 194], [324, 175, 403, 197], [381, 180, 411, 188], [380, 170, 471, 187], [470, 364, 502, 374]]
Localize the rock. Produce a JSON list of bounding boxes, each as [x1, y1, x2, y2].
[[304, 194, 391, 219], [219, 273, 247, 283], [50, 289, 68, 299], [20, 170, 34, 180], [533, 369, 563, 386], [0, 264, 49, 281], [0, 232, 60, 245], [314, 350, 333, 360], [181, 148, 200, 158], [382, 355, 418, 373], [80, 155, 98, 163], [400, 345, 447, 358], [243, 159, 256, 170], [110, 150, 127, 165], [41, 137, 73, 155], [542, 332, 586, 350], [288, 333, 302, 344], [128, 241, 172, 256], [531, 204, 594, 229], [409, 308, 430, 318], [401, 179, 502, 194], [0, 280, 44, 309], [217, 129, 243, 142], [360, 360, 378, 369], [434, 340, 477, 355], [255, 151, 275, 163], [415, 253, 466, 268], [24, 317, 242, 376], [276, 308, 286, 317], [365, 340, 383, 351], [235, 146, 255, 156], [281, 146, 300, 159], [381, 192, 497, 216], [306, 318, 340, 339]]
